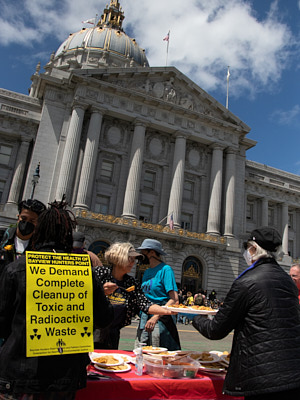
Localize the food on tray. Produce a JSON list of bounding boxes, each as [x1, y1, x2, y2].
[[190, 305, 215, 311], [167, 304, 189, 308], [188, 352, 203, 360], [93, 355, 120, 364], [198, 352, 215, 362], [142, 346, 160, 351], [120, 355, 132, 363], [157, 351, 177, 356]]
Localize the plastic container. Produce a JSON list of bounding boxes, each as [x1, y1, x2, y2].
[[143, 356, 200, 379]]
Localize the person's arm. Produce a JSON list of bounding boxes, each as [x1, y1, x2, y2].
[[92, 270, 114, 329], [0, 264, 15, 339], [164, 290, 179, 306], [144, 290, 178, 332], [192, 280, 248, 340], [86, 250, 102, 268]]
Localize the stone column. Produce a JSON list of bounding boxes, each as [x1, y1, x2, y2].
[[224, 148, 236, 237], [115, 154, 128, 216], [206, 144, 223, 235], [6, 140, 31, 205], [261, 197, 268, 226], [158, 165, 169, 223], [282, 203, 289, 255], [197, 175, 207, 232], [75, 108, 103, 209], [55, 104, 86, 201], [167, 134, 186, 228], [122, 122, 146, 219]]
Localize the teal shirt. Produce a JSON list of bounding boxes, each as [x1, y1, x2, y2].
[[141, 262, 177, 305]]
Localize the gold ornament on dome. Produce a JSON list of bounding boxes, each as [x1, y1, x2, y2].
[[75, 210, 227, 245]]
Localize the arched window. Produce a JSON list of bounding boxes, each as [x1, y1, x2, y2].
[[181, 256, 203, 294], [88, 240, 110, 266]]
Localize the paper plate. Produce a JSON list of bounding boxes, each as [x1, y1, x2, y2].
[[94, 363, 131, 373], [220, 354, 230, 364], [199, 365, 225, 373], [163, 306, 218, 315], [195, 352, 220, 364], [133, 346, 168, 354], [89, 352, 124, 367]]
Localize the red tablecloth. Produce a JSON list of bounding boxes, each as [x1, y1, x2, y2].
[[75, 350, 244, 400]]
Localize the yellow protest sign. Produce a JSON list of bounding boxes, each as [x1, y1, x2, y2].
[[26, 251, 93, 357]]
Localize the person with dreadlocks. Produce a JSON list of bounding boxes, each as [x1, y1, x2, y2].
[[0, 198, 114, 400]]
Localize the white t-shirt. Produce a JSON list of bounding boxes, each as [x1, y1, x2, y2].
[[14, 236, 30, 254]]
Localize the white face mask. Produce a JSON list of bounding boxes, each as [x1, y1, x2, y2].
[[243, 249, 253, 266]]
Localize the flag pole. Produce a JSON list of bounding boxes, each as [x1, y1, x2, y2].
[[87, 14, 98, 63], [158, 211, 173, 225], [226, 66, 230, 109], [166, 39, 169, 66], [163, 30, 170, 66]]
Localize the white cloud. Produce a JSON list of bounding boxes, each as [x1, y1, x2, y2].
[[271, 105, 300, 125], [0, 0, 294, 98]]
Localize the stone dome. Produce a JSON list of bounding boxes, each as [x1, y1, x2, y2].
[[52, 1, 149, 70]]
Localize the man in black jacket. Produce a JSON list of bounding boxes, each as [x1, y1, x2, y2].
[[193, 226, 300, 400]]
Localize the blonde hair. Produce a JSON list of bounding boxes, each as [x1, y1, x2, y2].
[[105, 242, 134, 266]]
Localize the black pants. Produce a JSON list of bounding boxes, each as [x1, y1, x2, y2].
[[94, 327, 120, 350], [245, 387, 300, 400]]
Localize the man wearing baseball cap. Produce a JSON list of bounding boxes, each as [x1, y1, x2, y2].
[[193, 226, 300, 399]]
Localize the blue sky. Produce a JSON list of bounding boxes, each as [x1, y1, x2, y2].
[[0, 0, 300, 175]]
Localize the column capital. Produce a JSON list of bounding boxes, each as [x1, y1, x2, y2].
[[210, 143, 225, 151], [225, 146, 238, 155], [72, 101, 89, 111], [174, 130, 189, 139], [133, 119, 148, 128], [90, 106, 105, 115]]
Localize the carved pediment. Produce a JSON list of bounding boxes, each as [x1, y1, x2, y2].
[[76, 67, 248, 131]]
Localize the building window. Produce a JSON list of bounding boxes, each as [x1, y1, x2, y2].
[[144, 170, 156, 190], [288, 213, 294, 229], [139, 204, 153, 223], [181, 212, 192, 230], [183, 180, 194, 201], [0, 180, 5, 202], [94, 195, 110, 215], [0, 145, 12, 165], [100, 160, 114, 180], [246, 202, 254, 220]]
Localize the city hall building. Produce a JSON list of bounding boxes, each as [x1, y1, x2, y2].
[[0, 0, 299, 299]]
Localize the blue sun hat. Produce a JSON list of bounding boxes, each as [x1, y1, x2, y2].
[[137, 239, 167, 255]]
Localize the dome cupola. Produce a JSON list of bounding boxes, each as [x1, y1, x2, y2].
[[50, 0, 149, 71]]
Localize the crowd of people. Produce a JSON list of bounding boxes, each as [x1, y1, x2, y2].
[[0, 197, 300, 400], [178, 287, 220, 307]]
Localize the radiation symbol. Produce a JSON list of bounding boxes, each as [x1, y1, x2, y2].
[[30, 329, 41, 340]]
